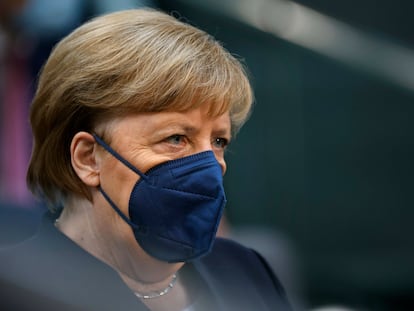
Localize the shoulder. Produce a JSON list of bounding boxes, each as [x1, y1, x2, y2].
[[208, 237, 276, 271], [0, 211, 73, 286], [196, 237, 292, 310], [0, 211, 141, 310], [211, 237, 261, 257], [0, 203, 44, 246], [206, 238, 284, 286]]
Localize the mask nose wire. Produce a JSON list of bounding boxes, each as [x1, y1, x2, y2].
[[92, 133, 148, 181]]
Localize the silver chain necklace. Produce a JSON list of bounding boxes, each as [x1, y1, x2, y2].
[[134, 274, 178, 299]]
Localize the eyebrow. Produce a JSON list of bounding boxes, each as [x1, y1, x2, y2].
[[158, 123, 197, 134], [179, 124, 231, 138], [153, 118, 231, 138], [212, 128, 232, 140]]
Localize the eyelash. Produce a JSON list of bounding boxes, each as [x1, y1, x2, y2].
[[166, 134, 185, 145], [213, 138, 229, 149], [165, 135, 229, 149]]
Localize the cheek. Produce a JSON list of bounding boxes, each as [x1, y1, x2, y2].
[[218, 159, 227, 175], [212, 151, 226, 175], [100, 161, 140, 214], [118, 174, 140, 212]]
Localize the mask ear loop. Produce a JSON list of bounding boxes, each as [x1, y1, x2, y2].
[[92, 133, 146, 232], [92, 133, 148, 181], [98, 186, 142, 231]]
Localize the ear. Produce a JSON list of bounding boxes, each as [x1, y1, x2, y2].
[[71, 132, 100, 187]]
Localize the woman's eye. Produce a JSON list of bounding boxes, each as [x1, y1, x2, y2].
[[213, 138, 229, 149], [166, 134, 185, 145]]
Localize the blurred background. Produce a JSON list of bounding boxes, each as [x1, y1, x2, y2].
[[1, 0, 413, 310]]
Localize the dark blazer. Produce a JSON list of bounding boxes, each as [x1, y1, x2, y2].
[[0, 211, 292, 311]]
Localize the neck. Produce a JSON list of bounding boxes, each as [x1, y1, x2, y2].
[[56, 195, 184, 285], [121, 268, 191, 311], [57, 195, 192, 311]]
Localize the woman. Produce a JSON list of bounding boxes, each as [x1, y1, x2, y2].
[[0, 9, 291, 311]]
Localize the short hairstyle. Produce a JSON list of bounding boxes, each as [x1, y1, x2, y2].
[[27, 8, 253, 207]]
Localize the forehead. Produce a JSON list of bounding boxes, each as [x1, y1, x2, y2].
[[98, 107, 231, 138]]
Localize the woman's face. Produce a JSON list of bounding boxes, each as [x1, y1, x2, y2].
[[97, 105, 231, 217]]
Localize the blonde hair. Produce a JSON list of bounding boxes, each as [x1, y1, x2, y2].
[[27, 8, 253, 206]]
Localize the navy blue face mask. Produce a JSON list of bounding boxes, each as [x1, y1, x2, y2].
[[93, 134, 226, 263]]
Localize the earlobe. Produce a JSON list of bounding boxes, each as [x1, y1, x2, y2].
[[71, 132, 100, 187]]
